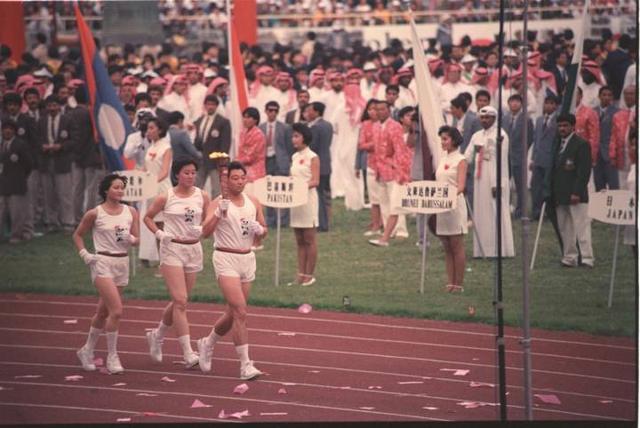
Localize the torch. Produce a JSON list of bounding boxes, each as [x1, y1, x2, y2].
[[209, 151, 230, 216]]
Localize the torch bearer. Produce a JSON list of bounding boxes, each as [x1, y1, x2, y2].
[[209, 151, 230, 216]]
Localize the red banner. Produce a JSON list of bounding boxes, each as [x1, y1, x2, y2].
[[0, 1, 26, 64], [233, 0, 257, 45]]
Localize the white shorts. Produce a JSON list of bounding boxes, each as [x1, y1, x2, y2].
[[378, 180, 403, 215], [367, 167, 382, 205], [160, 241, 203, 273], [212, 250, 256, 282], [90, 255, 130, 287]]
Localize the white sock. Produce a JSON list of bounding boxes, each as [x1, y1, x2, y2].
[[106, 331, 118, 356], [235, 344, 250, 366], [156, 321, 169, 341], [206, 329, 223, 348], [84, 327, 102, 351], [178, 335, 194, 357]]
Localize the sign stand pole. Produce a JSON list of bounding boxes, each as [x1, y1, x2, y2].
[[530, 201, 546, 271], [465, 196, 486, 258], [275, 208, 281, 287], [608, 225, 621, 308], [419, 216, 428, 294]]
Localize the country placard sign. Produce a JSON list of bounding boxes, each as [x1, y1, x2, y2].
[[253, 175, 308, 208], [588, 190, 635, 225], [115, 169, 159, 202], [393, 180, 457, 214]]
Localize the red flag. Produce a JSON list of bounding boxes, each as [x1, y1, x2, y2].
[[0, 2, 26, 65], [227, 7, 249, 158]]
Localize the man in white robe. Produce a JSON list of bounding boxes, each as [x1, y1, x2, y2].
[[308, 68, 328, 102], [463, 106, 515, 258], [360, 62, 386, 101], [438, 63, 473, 124], [185, 64, 207, 124], [274, 72, 297, 122], [248, 65, 280, 122], [324, 72, 348, 198], [158, 74, 190, 123]]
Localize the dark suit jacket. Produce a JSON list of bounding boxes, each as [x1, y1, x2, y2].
[[503, 110, 534, 167], [596, 104, 619, 161], [285, 108, 305, 125], [453, 111, 482, 153], [309, 118, 333, 176], [154, 107, 171, 123], [532, 112, 558, 169], [66, 105, 102, 168], [0, 137, 32, 196], [168, 127, 201, 161], [551, 65, 567, 98], [601, 49, 632, 99], [36, 113, 74, 174], [259, 121, 294, 175], [549, 133, 592, 205], [193, 113, 231, 170]]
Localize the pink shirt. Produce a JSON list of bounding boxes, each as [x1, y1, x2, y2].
[[376, 118, 412, 184], [358, 120, 381, 170], [576, 104, 600, 167], [236, 126, 266, 182]]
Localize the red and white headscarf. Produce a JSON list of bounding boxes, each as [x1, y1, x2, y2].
[[582, 60, 605, 85], [309, 68, 326, 87], [344, 83, 366, 127], [249, 65, 275, 98], [441, 63, 463, 84], [207, 77, 229, 95]]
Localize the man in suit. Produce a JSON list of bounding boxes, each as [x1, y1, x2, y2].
[[37, 95, 75, 233], [0, 120, 33, 243], [548, 113, 593, 268], [193, 94, 231, 197], [601, 34, 633, 101], [304, 101, 333, 232], [20, 88, 45, 237], [503, 94, 533, 218], [260, 101, 294, 228], [68, 87, 104, 224], [285, 89, 310, 125], [147, 85, 171, 123], [531, 95, 559, 220], [550, 50, 569, 98], [593, 86, 620, 191], [167, 111, 202, 186]]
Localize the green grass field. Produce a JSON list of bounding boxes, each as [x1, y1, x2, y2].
[[0, 200, 636, 336]]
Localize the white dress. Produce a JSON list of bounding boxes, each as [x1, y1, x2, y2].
[[435, 150, 468, 236], [290, 147, 319, 228]]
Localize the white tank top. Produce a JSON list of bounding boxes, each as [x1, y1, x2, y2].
[[163, 187, 204, 240], [213, 193, 256, 250], [92, 204, 133, 253]]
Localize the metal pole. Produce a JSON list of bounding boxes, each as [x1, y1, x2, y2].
[[419, 216, 428, 294], [520, 0, 533, 419], [465, 195, 487, 258], [495, 0, 508, 420], [608, 225, 621, 308], [275, 208, 281, 287], [530, 201, 546, 271]]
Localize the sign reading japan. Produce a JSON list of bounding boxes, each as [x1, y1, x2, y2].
[[253, 175, 308, 208], [115, 170, 159, 202], [393, 180, 457, 214], [588, 190, 635, 225]]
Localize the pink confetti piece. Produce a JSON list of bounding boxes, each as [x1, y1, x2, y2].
[[469, 381, 494, 388], [534, 394, 561, 405], [599, 400, 613, 404], [260, 412, 288, 416], [161, 376, 176, 383], [136, 393, 158, 397], [65, 375, 83, 381], [359, 406, 375, 410], [422, 406, 439, 411], [93, 357, 103, 366], [14, 375, 42, 379], [233, 383, 249, 395], [472, 358, 480, 361], [397, 381, 423, 385], [278, 388, 287, 394], [367, 385, 383, 390], [297, 303, 312, 314], [457, 401, 483, 409], [112, 382, 127, 387], [218, 409, 250, 420], [453, 370, 470, 376], [191, 399, 212, 408], [277, 332, 296, 336], [116, 418, 131, 422], [63, 319, 78, 324]]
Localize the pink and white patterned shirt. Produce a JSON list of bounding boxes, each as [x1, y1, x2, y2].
[[236, 126, 266, 182]]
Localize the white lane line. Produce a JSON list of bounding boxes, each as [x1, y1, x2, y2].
[[0, 371, 628, 422], [0, 401, 236, 423], [1, 312, 632, 368], [0, 327, 634, 385], [0, 379, 448, 422], [0, 298, 633, 351], [0, 344, 635, 405]]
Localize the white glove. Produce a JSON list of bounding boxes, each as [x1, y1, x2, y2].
[[127, 234, 139, 245], [247, 220, 265, 236], [78, 249, 98, 265], [214, 198, 230, 218], [155, 229, 173, 244]]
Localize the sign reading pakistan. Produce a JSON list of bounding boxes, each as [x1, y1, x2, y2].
[[253, 176, 308, 208], [393, 180, 457, 214], [115, 170, 159, 202], [588, 190, 635, 225]]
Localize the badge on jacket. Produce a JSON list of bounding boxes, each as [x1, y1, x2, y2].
[[211, 129, 219, 138], [564, 158, 575, 171], [60, 130, 68, 139], [17, 127, 25, 136]]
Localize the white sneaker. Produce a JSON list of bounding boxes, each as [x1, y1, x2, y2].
[[197, 338, 213, 373], [146, 329, 163, 363], [184, 351, 199, 369], [76, 347, 96, 371], [368, 239, 389, 247], [240, 361, 262, 380], [106, 353, 124, 374]]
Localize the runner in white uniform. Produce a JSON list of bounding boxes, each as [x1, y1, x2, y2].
[[197, 161, 267, 380], [143, 159, 210, 368], [72, 174, 139, 374]]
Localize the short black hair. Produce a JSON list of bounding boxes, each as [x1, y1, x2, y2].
[[476, 89, 491, 101], [44, 94, 61, 105], [242, 107, 260, 123], [172, 158, 199, 177], [167, 111, 185, 125], [386, 84, 400, 94], [544, 94, 559, 104], [508, 94, 523, 103], [459, 92, 473, 105], [265, 100, 280, 111], [227, 160, 247, 176], [291, 122, 312, 145], [204, 94, 219, 104], [557, 113, 576, 126], [398, 106, 414, 119], [135, 92, 151, 106], [99, 173, 128, 201], [1, 119, 17, 131], [450, 96, 468, 112], [438, 125, 464, 148], [309, 101, 325, 116], [2, 92, 21, 106], [598, 85, 613, 96], [147, 117, 168, 137], [23, 87, 40, 99]]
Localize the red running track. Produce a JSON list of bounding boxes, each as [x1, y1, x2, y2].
[[0, 293, 635, 424]]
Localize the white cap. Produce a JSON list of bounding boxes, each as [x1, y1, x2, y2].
[[127, 66, 144, 76], [141, 70, 159, 79], [478, 106, 498, 116], [203, 68, 217, 78], [34, 68, 53, 79], [461, 54, 477, 63], [504, 48, 518, 57], [363, 61, 377, 72]]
